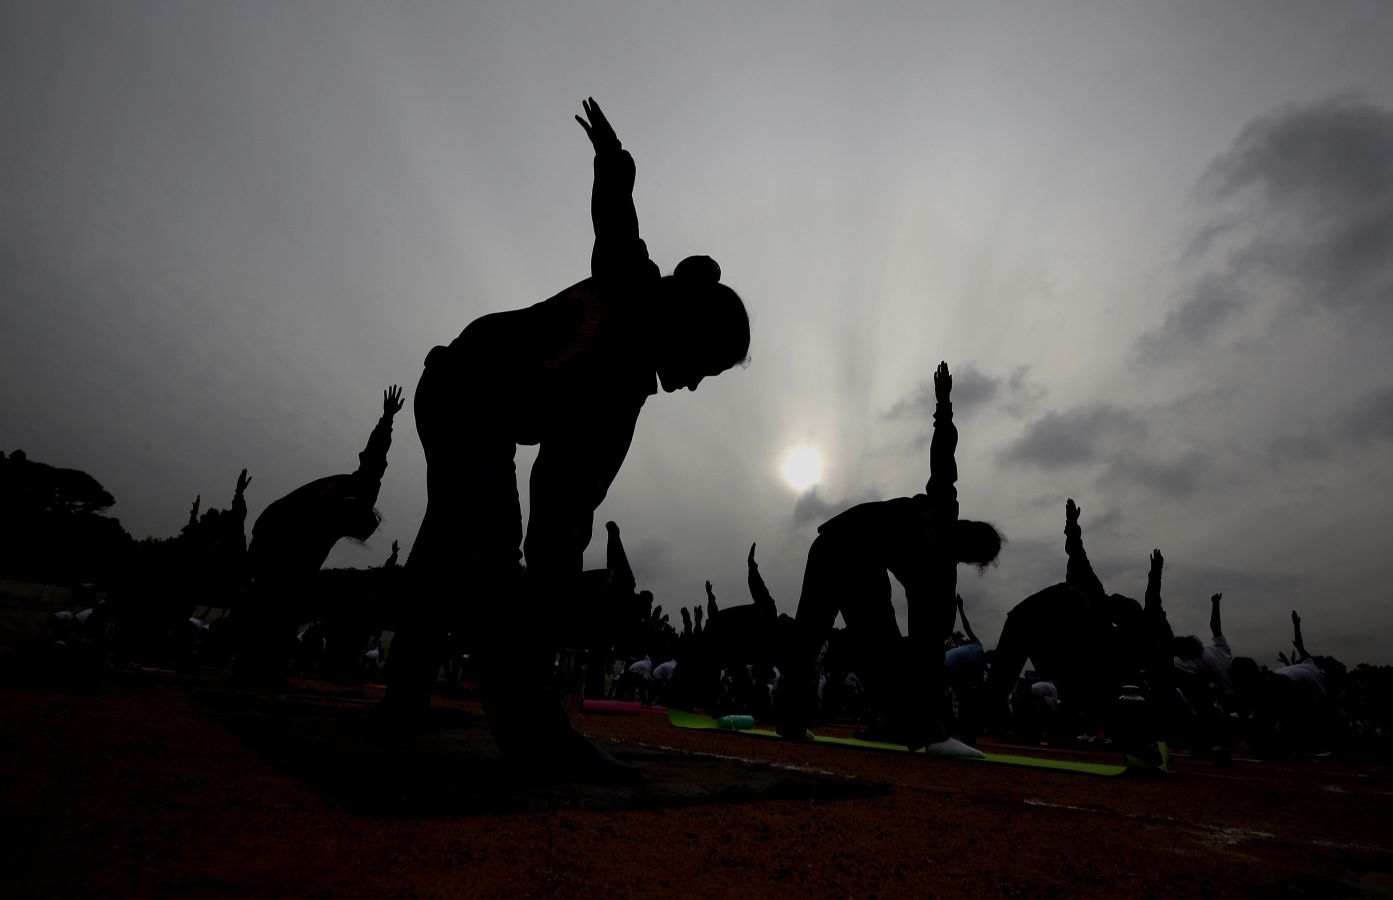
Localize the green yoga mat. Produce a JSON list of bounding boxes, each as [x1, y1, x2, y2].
[[668, 709, 1130, 777]]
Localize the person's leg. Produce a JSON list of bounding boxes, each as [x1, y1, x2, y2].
[[953, 649, 987, 746], [471, 435, 637, 777], [837, 568, 908, 737], [384, 351, 523, 712], [776, 535, 846, 737], [985, 610, 1033, 724], [900, 581, 959, 748]]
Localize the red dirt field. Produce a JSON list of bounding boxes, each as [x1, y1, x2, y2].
[[4, 669, 1391, 898]]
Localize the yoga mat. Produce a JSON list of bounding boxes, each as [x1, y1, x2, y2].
[[669, 709, 1131, 777]]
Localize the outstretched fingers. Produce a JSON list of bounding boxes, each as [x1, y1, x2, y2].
[[383, 384, 405, 416], [576, 97, 619, 150]]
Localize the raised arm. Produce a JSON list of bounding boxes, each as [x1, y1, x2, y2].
[[1064, 498, 1106, 599], [925, 361, 959, 515], [1210, 592, 1223, 639], [576, 98, 651, 280], [354, 385, 404, 497], [956, 594, 979, 644], [1145, 548, 1163, 612], [1291, 609, 1309, 662], [229, 468, 251, 525], [747, 542, 777, 618], [604, 521, 637, 596]]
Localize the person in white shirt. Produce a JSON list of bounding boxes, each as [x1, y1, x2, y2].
[[1173, 593, 1235, 698]]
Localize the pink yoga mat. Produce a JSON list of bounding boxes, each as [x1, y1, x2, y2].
[[580, 699, 644, 715]]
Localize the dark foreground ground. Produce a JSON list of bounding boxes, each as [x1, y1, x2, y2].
[[3, 668, 1391, 898]]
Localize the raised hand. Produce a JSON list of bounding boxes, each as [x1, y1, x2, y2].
[[934, 360, 952, 404], [1211, 593, 1222, 604], [1066, 497, 1081, 525], [1150, 548, 1164, 574], [383, 385, 405, 418], [235, 468, 252, 496], [748, 542, 757, 567], [1291, 610, 1300, 627], [575, 97, 620, 152]]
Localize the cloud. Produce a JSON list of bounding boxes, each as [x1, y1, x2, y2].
[[998, 404, 1148, 470], [1340, 385, 1393, 444], [1138, 95, 1393, 362], [1263, 385, 1393, 463], [621, 536, 673, 584], [791, 486, 882, 527], [884, 364, 1045, 422], [1103, 450, 1210, 497], [1134, 275, 1249, 364], [1001, 404, 1216, 497]]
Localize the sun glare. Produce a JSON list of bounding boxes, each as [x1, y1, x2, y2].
[[781, 446, 824, 492]]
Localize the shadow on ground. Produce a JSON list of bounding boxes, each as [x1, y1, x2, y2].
[[195, 690, 889, 817]]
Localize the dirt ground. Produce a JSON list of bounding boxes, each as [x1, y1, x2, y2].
[[3, 669, 1391, 898]]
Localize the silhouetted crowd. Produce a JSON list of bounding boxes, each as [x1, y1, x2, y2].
[[4, 99, 1390, 774]]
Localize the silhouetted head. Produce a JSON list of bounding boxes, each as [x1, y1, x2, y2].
[[655, 256, 750, 392], [952, 519, 1004, 570], [1173, 635, 1204, 660]]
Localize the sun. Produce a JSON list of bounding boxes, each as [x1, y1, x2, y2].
[[781, 446, 824, 492]]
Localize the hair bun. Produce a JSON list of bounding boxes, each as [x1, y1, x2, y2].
[[674, 255, 721, 284]]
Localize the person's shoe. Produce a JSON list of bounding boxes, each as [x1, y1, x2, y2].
[[924, 737, 986, 759], [1124, 740, 1171, 776], [776, 720, 815, 741]]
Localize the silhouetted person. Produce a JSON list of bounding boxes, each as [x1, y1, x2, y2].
[[675, 544, 794, 715], [383, 99, 750, 775], [1169, 591, 1240, 753], [190, 468, 252, 610], [574, 520, 654, 697], [1174, 592, 1235, 700], [776, 362, 1002, 755], [383, 540, 401, 569], [237, 387, 403, 680], [986, 499, 1162, 752], [1267, 609, 1341, 753]]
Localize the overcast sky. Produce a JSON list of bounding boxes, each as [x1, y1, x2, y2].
[[4, 2, 1392, 665]]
